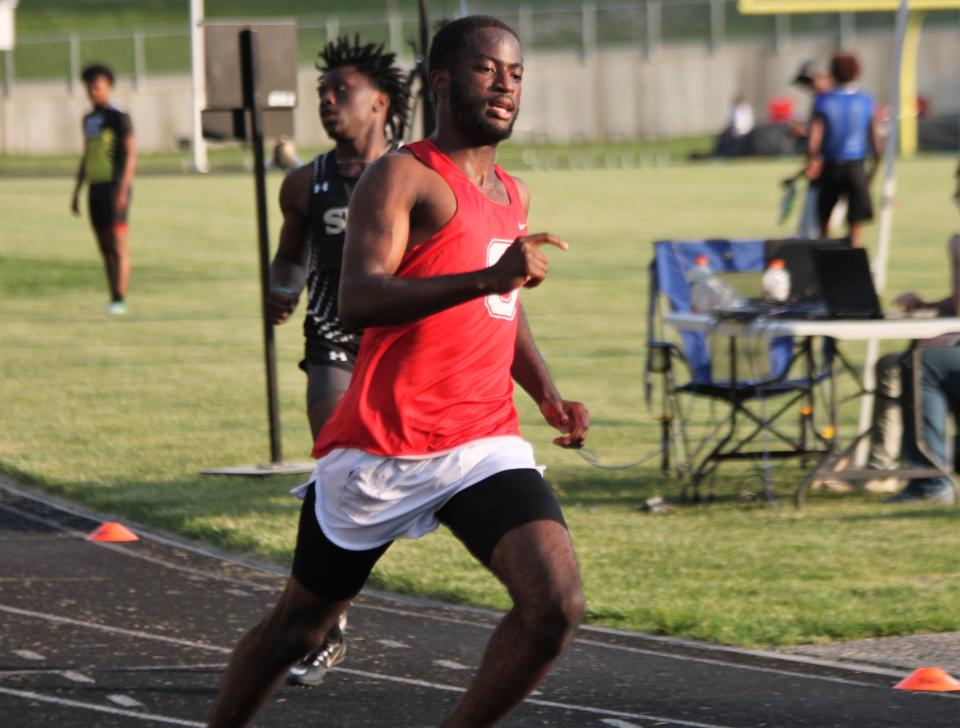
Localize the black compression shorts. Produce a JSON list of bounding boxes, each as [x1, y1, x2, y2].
[[299, 340, 357, 374], [88, 182, 131, 229], [291, 468, 566, 601], [816, 160, 873, 228]]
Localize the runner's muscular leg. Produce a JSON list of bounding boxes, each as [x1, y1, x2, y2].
[[308, 394, 344, 440], [305, 363, 352, 439], [94, 226, 121, 301], [442, 520, 585, 728], [208, 576, 349, 727], [113, 223, 130, 299]]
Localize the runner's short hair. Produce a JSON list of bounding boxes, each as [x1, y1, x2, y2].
[[81, 63, 114, 86], [428, 15, 518, 74], [317, 36, 411, 139], [830, 52, 860, 85]]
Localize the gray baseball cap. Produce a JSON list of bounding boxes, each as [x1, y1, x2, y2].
[[792, 60, 825, 86]]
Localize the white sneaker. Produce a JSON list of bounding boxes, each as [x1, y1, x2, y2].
[[104, 301, 127, 315]]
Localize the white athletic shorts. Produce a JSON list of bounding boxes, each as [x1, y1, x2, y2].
[[291, 435, 540, 551]]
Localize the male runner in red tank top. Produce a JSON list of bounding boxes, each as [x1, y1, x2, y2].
[[209, 16, 590, 727]]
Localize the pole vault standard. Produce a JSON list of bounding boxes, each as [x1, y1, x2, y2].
[[241, 29, 283, 467], [201, 23, 311, 476]]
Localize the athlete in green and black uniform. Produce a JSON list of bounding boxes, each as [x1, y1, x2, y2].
[[264, 37, 410, 688], [71, 64, 136, 315]]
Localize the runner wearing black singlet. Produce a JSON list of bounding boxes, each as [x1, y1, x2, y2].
[[263, 36, 410, 688], [301, 149, 366, 374]]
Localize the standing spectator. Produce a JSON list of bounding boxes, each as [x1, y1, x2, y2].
[[806, 52, 882, 246], [70, 64, 136, 314], [789, 60, 835, 239]]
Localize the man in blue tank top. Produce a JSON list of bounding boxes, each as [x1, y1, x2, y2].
[[806, 52, 882, 246]]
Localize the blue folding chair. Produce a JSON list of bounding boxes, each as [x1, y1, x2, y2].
[[646, 239, 832, 501]]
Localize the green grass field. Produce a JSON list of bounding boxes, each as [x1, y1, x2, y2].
[[2, 156, 959, 648]]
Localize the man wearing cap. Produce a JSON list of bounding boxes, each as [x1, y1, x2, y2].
[[789, 60, 834, 239]]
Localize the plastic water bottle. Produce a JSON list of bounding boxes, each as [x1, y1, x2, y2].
[[761, 258, 791, 302], [688, 255, 743, 313], [688, 256, 715, 313]]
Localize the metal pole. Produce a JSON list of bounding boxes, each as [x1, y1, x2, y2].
[[709, 0, 725, 55], [387, 1, 403, 54], [645, 0, 661, 61], [518, 4, 533, 49], [854, 0, 910, 467], [240, 29, 283, 465], [418, 0, 436, 138], [837, 12, 855, 48], [189, 0, 209, 173], [2, 49, 12, 97], [772, 13, 789, 54], [581, 2, 597, 63], [68, 32, 79, 94], [325, 17, 340, 44], [133, 31, 145, 90]]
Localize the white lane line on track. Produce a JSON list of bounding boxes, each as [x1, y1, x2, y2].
[[351, 603, 914, 692], [0, 665, 225, 678], [0, 603, 734, 728], [376, 639, 410, 649], [572, 638, 892, 691], [0, 485, 286, 579], [330, 666, 738, 728], [0, 501, 273, 593], [108, 693, 145, 708], [433, 659, 469, 670], [0, 483, 921, 685], [61, 670, 96, 684], [0, 686, 204, 727], [13, 649, 45, 661], [0, 483, 924, 685], [600, 720, 645, 727], [0, 604, 231, 654]]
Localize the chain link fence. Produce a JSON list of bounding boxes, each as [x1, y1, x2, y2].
[[2, 0, 959, 93]]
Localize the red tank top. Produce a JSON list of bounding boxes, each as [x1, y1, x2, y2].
[[312, 140, 527, 458]]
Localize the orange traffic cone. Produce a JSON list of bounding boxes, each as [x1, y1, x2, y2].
[[86, 521, 139, 543], [894, 667, 960, 692]]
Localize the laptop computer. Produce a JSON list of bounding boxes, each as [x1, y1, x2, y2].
[[812, 247, 884, 320], [764, 238, 852, 303]]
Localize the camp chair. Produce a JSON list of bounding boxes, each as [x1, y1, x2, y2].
[[646, 239, 832, 501]]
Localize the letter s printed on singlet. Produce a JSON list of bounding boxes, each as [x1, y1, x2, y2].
[[485, 238, 519, 321]]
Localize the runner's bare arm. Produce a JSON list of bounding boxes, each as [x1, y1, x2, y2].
[[71, 134, 86, 216], [512, 306, 590, 448], [266, 166, 311, 325], [115, 131, 136, 214], [805, 116, 825, 179], [338, 155, 565, 329]]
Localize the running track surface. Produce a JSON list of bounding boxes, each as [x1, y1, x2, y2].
[[1, 482, 957, 728]]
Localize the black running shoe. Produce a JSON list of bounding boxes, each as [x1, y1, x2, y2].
[[286, 618, 347, 686]]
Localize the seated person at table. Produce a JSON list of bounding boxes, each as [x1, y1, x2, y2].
[[882, 163, 960, 505]]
